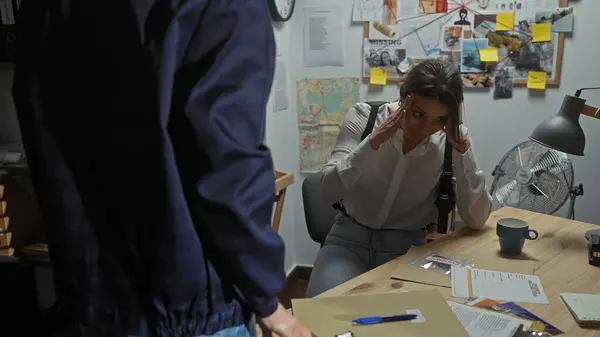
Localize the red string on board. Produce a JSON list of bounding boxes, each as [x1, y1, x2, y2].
[[368, 0, 552, 80]]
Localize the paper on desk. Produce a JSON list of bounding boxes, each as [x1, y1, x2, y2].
[[447, 301, 532, 337], [392, 250, 535, 288], [292, 290, 470, 337], [303, 7, 345, 67], [451, 266, 548, 304]]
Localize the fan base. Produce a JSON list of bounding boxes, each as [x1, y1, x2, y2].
[[585, 229, 600, 241]]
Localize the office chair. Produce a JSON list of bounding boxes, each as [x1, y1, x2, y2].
[[302, 171, 337, 247]]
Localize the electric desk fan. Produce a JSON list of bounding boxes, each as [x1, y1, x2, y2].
[[490, 140, 583, 219]]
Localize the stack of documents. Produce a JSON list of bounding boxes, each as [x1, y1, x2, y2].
[[451, 266, 548, 304], [447, 301, 533, 337]]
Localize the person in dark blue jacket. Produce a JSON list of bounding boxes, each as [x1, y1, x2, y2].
[[12, 0, 313, 336]]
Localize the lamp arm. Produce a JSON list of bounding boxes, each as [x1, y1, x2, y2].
[[582, 104, 600, 120]]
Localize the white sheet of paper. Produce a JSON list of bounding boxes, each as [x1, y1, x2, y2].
[[451, 266, 548, 304], [447, 302, 532, 337], [303, 7, 345, 67], [272, 60, 289, 113], [352, 0, 383, 22], [398, 0, 418, 18]]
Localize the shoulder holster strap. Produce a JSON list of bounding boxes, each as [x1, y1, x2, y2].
[[333, 102, 386, 214], [436, 139, 456, 232]]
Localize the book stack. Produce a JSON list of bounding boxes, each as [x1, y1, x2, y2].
[[0, 183, 14, 256]]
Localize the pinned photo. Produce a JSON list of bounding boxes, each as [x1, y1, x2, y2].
[[419, 0, 448, 14], [461, 39, 488, 73], [454, 8, 471, 26], [494, 67, 515, 99], [363, 39, 406, 78], [493, 19, 557, 81], [442, 26, 463, 52], [535, 7, 574, 33], [440, 51, 461, 69], [462, 73, 494, 88], [487, 31, 523, 51], [473, 14, 496, 38]]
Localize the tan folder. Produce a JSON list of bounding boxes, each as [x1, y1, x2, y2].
[[390, 249, 535, 288]]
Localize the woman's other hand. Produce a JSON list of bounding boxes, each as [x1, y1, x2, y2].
[[444, 122, 470, 154], [368, 95, 414, 151]]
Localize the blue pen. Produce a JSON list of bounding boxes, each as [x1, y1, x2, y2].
[[352, 314, 418, 325]]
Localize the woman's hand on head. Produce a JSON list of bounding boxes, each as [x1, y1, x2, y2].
[[444, 122, 470, 154], [368, 95, 414, 151]]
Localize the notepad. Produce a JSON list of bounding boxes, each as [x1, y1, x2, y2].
[[560, 293, 600, 328], [370, 68, 387, 85], [496, 13, 514, 31]]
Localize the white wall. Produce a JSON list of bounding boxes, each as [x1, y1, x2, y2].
[[267, 21, 300, 272], [270, 0, 600, 269]]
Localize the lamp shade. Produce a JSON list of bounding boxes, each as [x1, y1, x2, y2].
[[529, 94, 586, 156]]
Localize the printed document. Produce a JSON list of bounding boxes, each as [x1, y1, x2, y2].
[[448, 302, 532, 337], [303, 7, 345, 67], [451, 266, 548, 304]]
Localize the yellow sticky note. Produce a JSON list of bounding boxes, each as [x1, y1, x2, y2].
[[527, 71, 547, 90], [370, 68, 387, 85], [496, 13, 514, 31], [532, 23, 551, 42], [479, 47, 499, 62]]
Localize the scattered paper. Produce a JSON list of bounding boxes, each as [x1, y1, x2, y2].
[[479, 47, 499, 62], [532, 23, 551, 42], [370, 68, 387, 85], [451, 266, 548, 304], [303, 7, 345, 67], [352, 0, 383, 22], [272, 59, 289, 112], [496, 12, 514, 31], [527, 71, 547, 89], [469, 298, 563, 334], [447, 301, 532, 337], [406, 309, 426, 323]]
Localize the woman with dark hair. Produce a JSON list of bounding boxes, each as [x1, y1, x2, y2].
[[306, 59, 492, 297]]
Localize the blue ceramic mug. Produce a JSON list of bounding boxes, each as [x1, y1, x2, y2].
[[497, 218, 539, 255]]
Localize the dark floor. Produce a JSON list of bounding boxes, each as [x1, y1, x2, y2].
[[279, 278, 309, 309]]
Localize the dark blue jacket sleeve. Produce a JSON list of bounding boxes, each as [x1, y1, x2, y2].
[[180, 0, 284, 318]]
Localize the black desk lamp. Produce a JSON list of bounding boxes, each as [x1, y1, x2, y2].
[[529, 87, 600, 156], [529, 87, 600, 266]]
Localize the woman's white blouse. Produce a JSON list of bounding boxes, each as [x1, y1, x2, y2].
[[320, 101, 492, 230]]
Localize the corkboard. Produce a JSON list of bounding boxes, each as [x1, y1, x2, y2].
[[362, 0, 568, 87]]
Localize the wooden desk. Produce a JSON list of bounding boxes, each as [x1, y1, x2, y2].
[[318, 207, 600, 337]]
